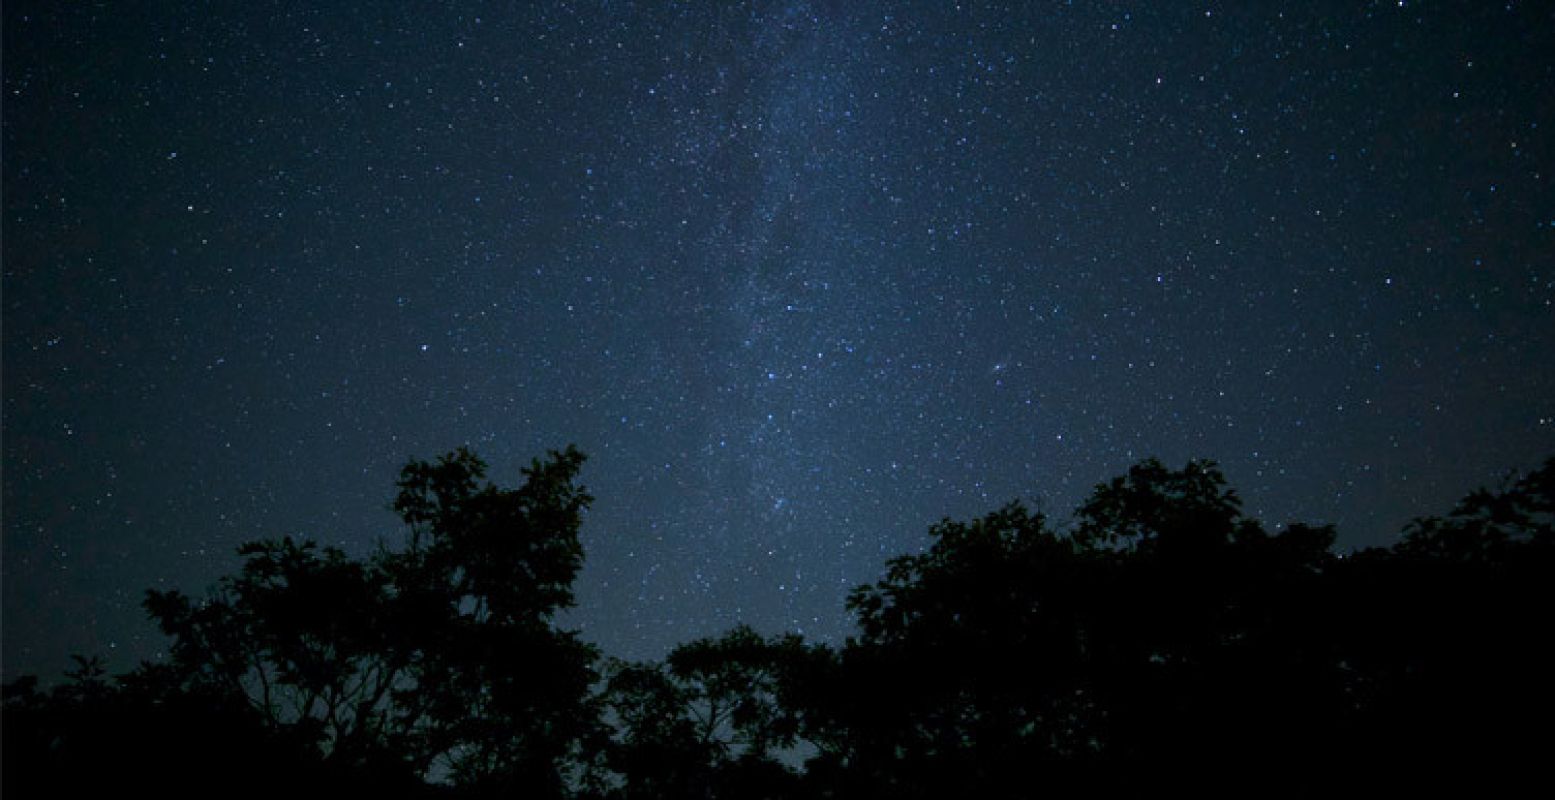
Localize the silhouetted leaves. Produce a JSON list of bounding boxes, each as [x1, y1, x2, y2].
[[7, 452, 1553, 798], [599, 625, 812, 799], [380, 445, 599, 793], [7, 446, 598, 797]]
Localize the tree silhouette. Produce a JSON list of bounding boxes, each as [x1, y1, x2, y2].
[[6, 451, 1553, 798], [1331, 457, 1555, 792], [382, 446, 599, 793], [824, 501, 1106, 797], [822, 460, 1355, 795], [1070, 460, 1345, 790], [1, 652, 376, 799], [812, 457, 1555, 795], [599, 625, 811, 799], [140, 446, 598, 793], [598, 658, 715, 798], [143, 537, 396, 761]]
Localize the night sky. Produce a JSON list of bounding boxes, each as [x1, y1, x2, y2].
[[4, 1, 1552, 680]]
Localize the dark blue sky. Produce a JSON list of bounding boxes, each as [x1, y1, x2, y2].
[[4, 1, 1552, 679]]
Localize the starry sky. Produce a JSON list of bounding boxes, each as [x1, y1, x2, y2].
[[4, 1, 1552, 680]]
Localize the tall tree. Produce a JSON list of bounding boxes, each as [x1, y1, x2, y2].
[[835, 502, 1103, 797], [143, 446, 600, 793], [384, 446, 599, 792], [829, 460, 1349, 795], [145, 537, 399, 759]]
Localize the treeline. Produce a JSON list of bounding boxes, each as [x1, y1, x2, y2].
[[4, 449, 1552, 798]]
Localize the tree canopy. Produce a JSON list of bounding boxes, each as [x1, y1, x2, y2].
[[5, 451, 1552, 798]]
